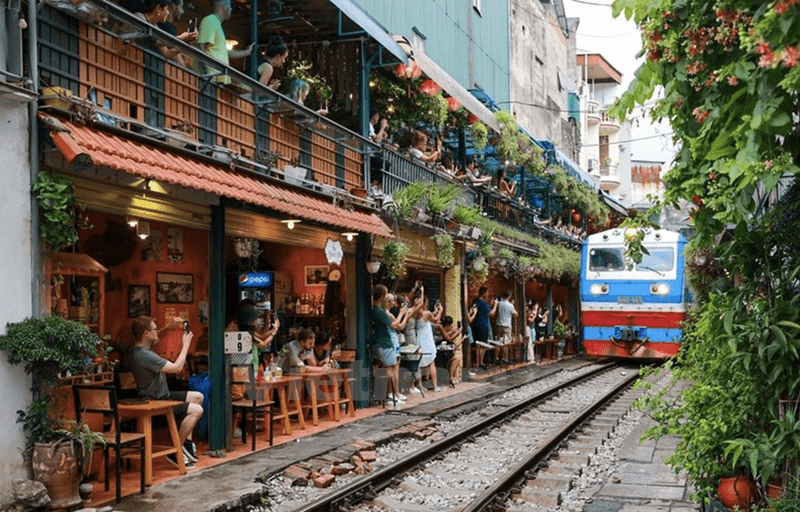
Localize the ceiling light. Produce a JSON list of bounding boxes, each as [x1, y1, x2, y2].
[[126, 216, 139, 228], [137, 220, 150, 239], [226, 39, 238, 51], [342, 232, 358, 242], [281, 219, 301, 230]]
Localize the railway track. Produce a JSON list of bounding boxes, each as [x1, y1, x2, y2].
[[269, 361, 640, 512]]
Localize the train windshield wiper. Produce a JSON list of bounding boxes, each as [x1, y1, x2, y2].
[[637, 265, 664, 276]]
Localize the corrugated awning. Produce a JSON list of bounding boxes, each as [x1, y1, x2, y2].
[[41, 114, 394, 238], [393, 36, 501, 133], [329, 0, 408, 63]]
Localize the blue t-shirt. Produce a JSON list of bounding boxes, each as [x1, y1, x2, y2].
[[473, 298, 490, 330], [370, 305, 394, 350]]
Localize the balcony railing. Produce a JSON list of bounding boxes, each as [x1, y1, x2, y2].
[[37, 0, 372, 194], [33, 0, 587, 247], [586, 100, 600, 124], [599, 112, 621, 134]]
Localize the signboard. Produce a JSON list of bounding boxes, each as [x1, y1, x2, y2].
[[224, 331, 252, 354], [238, 272, 273, 288]]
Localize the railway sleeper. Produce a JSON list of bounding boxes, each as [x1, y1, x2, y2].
[[564, 441, 598, 454], [580, 426, 613, 438], [591, 416, 621, 427], [517, 486, 562, 507], [371, 495, 451, 512], [541, 461, 582, 476], [552, 452, 591, 465], [525, 473, 573, 491], [571, 433, 609, 444], [398, 479, 478, 497]]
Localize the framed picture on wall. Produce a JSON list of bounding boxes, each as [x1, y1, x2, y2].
[[304, 265, 329, 286], [128, 285, 151, 317], [156, 272, 194, 303]]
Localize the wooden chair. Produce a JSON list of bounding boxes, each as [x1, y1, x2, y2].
[[73, 385, 146, 504], [231, 364, 273, 451]]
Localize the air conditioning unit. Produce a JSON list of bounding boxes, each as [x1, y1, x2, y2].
[[587, 158, 597, 171]]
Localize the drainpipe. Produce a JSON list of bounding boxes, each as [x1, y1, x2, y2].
[[355, 233, 369, 407], [249, 0, 258, 80], [27, 0, 41, 316], [208, 203, 226, 450]]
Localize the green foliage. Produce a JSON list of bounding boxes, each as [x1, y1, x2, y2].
[[431, 233, 454, 269], [470, 121, 488, 151], [370, 71, 449, 131], [477, 229, 495, 260], [494, 111, 546, 173], [452, 205, 482, 226], [426, 183, 462, 216], [0, 315, 101, 444], [382, 240, 410, 279], [284, 60, 332, 109], [31, 172, 82, 252], [391, 182, 429, 220], [553, 319, 567, 339], [497, 248, 515, 261], [532, 239, 581, 279]]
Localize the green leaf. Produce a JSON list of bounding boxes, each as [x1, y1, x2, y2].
[[770, 325, 788, 351]]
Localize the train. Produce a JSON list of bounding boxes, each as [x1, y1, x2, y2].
[[579, 228, 689, 359]]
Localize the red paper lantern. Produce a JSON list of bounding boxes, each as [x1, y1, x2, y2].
[[420, 78, 441, 96], [395, 60, 422, 80], [446, 97, 461, 111]]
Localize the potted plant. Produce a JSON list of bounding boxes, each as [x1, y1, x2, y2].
[[426, 183, 462, 218], [0, 315, 105, 508], [381, 240, 410, 279], [390, 182, 429, 221], [31, 171, 84, 253], [496, 248, 515, 267], [432, 233, 455, 269]]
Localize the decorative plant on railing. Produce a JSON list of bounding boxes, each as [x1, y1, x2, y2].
[[496, 247, 515, 267], [494, 110, 547, 175], [390, 182, 430, 220], [284, 60, 333, 110], [532, 239, 581, 280], [31, 171, 84, 252], [371, 71, 449, 132], [470, 121, 488, 151], [426, 183, 462, 217], [381, 240, 410, 279], [467, 251, 490, 284], [432, 233, 455, 269], [477, 228, 495, 261], [452, 204, 483, 226]]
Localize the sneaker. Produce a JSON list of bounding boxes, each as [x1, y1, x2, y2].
[[166, 452, 195, 469], [388, 393, 406, 402], [396, 393, 408, 401], [408, 387, 422, 395], [183, 440, 199, 462], [468, 371, 477, 377], [435, 386, 446, 392]]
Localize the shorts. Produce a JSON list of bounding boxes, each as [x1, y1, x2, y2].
[[167, 391, 189, 425], [374, 346, 398, 367], [495, 325, 512, 338]]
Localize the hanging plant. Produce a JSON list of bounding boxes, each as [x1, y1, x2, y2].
[[477, 229, 495, 260], [382, 240, 410, 279], [469, 255, 489, 284], [283, 60, 333, 109], [31, 171, 83, 252], [432, 233, 455, 269], [494, 110, 546, 174], [470, 121, 488, 151]]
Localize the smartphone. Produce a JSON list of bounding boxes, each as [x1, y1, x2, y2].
[[183, 320, 190, 334], [188, 17, 196, 32]]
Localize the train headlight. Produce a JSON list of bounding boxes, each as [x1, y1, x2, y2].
[[650, 283, 670, 295], [590, 284, 609, 295]]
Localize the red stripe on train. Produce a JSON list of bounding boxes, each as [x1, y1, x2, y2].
[[581, 311, 685, 329], [583, 340, 681, 358]]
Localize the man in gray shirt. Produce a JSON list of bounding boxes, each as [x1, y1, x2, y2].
[[127, 315, 203, 467], [494, 290, 518, 341]]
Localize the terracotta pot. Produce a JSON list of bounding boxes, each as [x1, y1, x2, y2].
[[350, 187, 368, 199], [32, 441, 82, 510], [717, 475, 757, 511]]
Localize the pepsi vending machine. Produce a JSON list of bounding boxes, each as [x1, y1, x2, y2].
[[238, 272, 273, 311]]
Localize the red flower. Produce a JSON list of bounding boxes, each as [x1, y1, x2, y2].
[[775, 0, 789, 14], [396, 61, 421, 80], [727, 75, 739, 86], [446, 96, 461, 111], [692, 107, 709, 124], [419, 78, 441, 96], [782, 46, 799, 68], [759, 52, 775, 68]]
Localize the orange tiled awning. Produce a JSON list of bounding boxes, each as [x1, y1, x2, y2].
[[41, 114, 393, 238]]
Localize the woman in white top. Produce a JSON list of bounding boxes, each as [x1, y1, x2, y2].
[[408, 130, 441, 163], [414, 295, 444, 392]]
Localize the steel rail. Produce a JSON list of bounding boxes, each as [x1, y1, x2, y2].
[[292, 361, 619, 512], [461, 368, 641, 512]]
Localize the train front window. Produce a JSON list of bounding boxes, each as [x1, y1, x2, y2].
[[636, 248, 674, 272], [589, 248, 625, 272]]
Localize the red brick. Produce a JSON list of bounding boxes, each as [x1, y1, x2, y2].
[[313, 474, 336, 488], [359, 450, 377, 462]]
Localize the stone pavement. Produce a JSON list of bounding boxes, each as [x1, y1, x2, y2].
[[584, 382, 700, 512]]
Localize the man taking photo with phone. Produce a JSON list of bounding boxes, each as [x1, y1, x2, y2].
[[126, 315, 203, 468]]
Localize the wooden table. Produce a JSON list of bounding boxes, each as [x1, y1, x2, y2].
[[257, 375, 305, 436], [298, 368, 355, 425], [118, 399, 185, 486]]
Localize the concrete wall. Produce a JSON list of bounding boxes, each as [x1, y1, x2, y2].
[[508, 0, 572, 145], [354, 0, 511, 105], [0, 98, 34, 502]]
